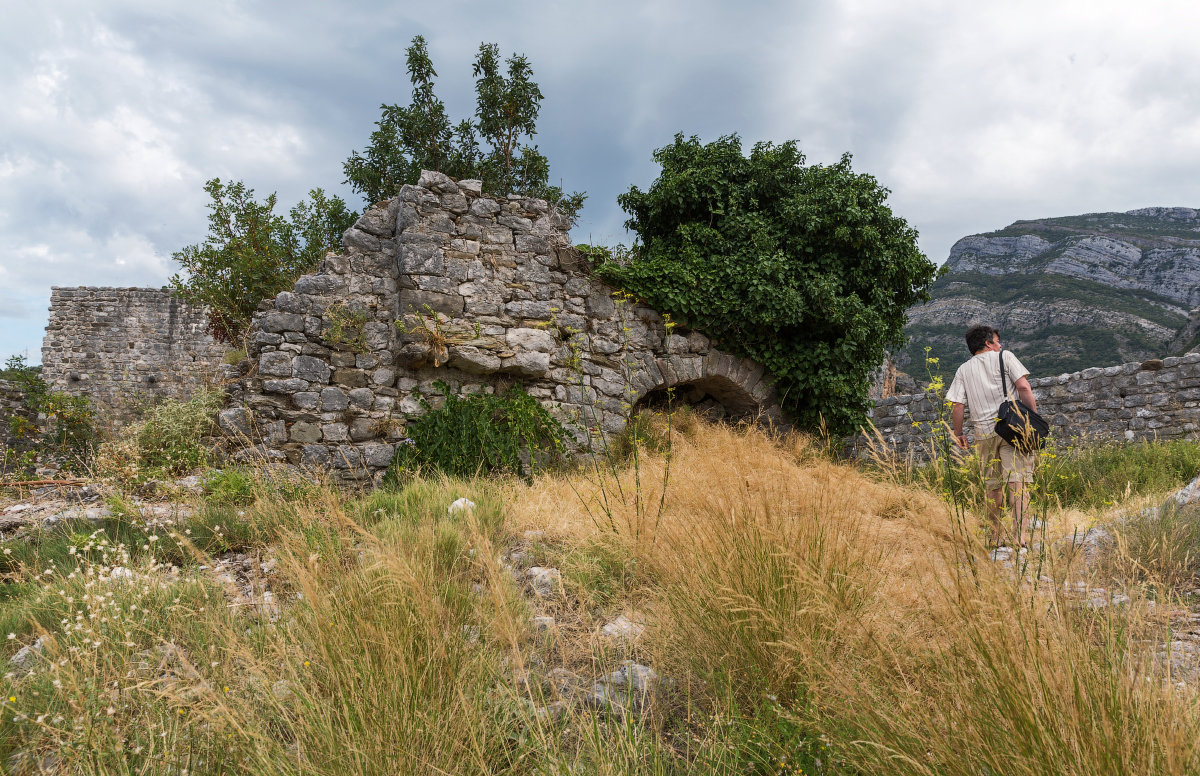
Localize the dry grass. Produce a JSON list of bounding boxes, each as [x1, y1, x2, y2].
[[2, 417, 1198, 774], [504, 420, 1200, 774]]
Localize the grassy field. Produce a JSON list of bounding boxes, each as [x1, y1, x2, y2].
[[1, 416, 1198, 774]]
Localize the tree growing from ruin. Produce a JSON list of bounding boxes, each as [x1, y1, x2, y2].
[[170, 179, 355, 343], [600, 134, 939, 436], [343, 36, 584, 219]]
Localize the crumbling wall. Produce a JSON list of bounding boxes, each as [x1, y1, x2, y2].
[[0, 380, 38, 454], [865, 354, 1200, 456], [232, 171, 781, 482], [41, 287, 226, 422]]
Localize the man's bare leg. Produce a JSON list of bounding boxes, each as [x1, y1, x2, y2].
[[1009, 480, 1030, 547], [986, 488, 1006, 546]]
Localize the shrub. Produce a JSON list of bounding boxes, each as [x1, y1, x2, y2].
[[601, 134, 939, 436], [386, 382, 568, 482], [170, 179, 355, 343], [95, 389, 225, 482], [0, 355, 94, 475]]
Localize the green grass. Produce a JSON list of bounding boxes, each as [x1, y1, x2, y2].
[[3, 424, 1200, 774], [1038, 438, 1200, 511]]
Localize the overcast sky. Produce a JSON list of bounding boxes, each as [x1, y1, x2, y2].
[[3, 0, 1199, 364]]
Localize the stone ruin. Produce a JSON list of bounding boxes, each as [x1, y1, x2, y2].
[[226, 171, 783, 482], [41, 287, 226, 423]]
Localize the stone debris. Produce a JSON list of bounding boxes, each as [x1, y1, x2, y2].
[[8, 637, 45, 677], [607, 661, 657, 692], [533, 615, 556, 634], [209, 551, 281, 621], [600, 614, 646, 641], [508, 549, 533, 567], [526, 566, 561, 597], [1155, 640, 1200, 685], [271, 679, 295, 702]]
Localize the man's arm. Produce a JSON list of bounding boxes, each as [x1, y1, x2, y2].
[[951, 402, 967, 449], [1014, 376, 1036, 411]]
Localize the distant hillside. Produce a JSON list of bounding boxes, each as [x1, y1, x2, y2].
[[899, 207, 1200, 380]]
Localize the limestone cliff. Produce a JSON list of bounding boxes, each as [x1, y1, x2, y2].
[[899, 207, 1200, 379]]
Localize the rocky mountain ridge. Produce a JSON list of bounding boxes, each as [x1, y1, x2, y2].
[[899, 207, 1200, 380]]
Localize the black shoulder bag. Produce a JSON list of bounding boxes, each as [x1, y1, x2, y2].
[[995, 349, 1050, 453]]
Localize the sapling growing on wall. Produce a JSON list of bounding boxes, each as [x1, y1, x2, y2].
[[343, 36, 584, 219]]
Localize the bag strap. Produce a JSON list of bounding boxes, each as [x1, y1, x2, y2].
[[999, 348, 1010, 399]]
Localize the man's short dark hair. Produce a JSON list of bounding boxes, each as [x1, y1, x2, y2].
[[966, 325, 999, 355]]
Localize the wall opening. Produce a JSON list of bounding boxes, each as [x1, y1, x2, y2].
[[636, 375, 760, 420]]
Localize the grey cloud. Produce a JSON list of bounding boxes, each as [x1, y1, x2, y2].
[[3, 0, 1200, 364]]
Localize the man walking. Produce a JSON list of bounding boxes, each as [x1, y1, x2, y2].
[[946, 325, 1039, 550]]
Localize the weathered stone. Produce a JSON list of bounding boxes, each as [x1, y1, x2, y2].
[[349, 418, 378, 441], [506, 327, 557, 353], [348, 388, 374, 409], [322, 423, 349, 442], [401, 290, 464, 317], [418, 169, 459, 194], [217, 408, 252, 437], [334, 369, 368, 389], [289, 422, 322, 444], [504, 351, 551, 377], [320, 387, 349, 412], [469, 198, 500, 217], [363, 442, 395, 468], [258, 351, 293, 377], [260, 312, 306, 333], [301, 444, 330, 465], [449, 346, 502, 374], [292, 355, 330, 384], [263, 378, 308, 394], [292, 391, 319, 410]]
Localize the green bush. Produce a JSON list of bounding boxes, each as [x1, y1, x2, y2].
[[385, 382, 568, 482], [600, 134, 938, 436], [134, 390, 225, 474], [170, 180, 355, 343], [202, 467, 257, 506], [97, 390, 225, 482], [0, 355, 95, 474]]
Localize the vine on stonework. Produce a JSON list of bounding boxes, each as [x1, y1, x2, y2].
[[597, 133, 941, 437]]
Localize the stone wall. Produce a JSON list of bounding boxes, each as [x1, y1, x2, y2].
[[41, 287, 227, 422], [865, 353, 1200, 456], [232, 171, 781, 482]]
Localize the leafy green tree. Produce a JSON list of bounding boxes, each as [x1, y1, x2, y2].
[[600, 134, 938, 436], [170, 179, 355, 343], [343, 36, 584, 218]]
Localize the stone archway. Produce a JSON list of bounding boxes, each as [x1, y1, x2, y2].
[[632, 352, 782, 424]]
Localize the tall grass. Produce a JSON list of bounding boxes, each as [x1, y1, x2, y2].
[[1, 419, 1198, 773]]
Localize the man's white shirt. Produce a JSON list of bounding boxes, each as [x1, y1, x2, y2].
[[946, 350, 1030, 439]]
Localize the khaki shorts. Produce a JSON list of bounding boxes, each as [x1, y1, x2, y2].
[[975, 434, 1035, 490]]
